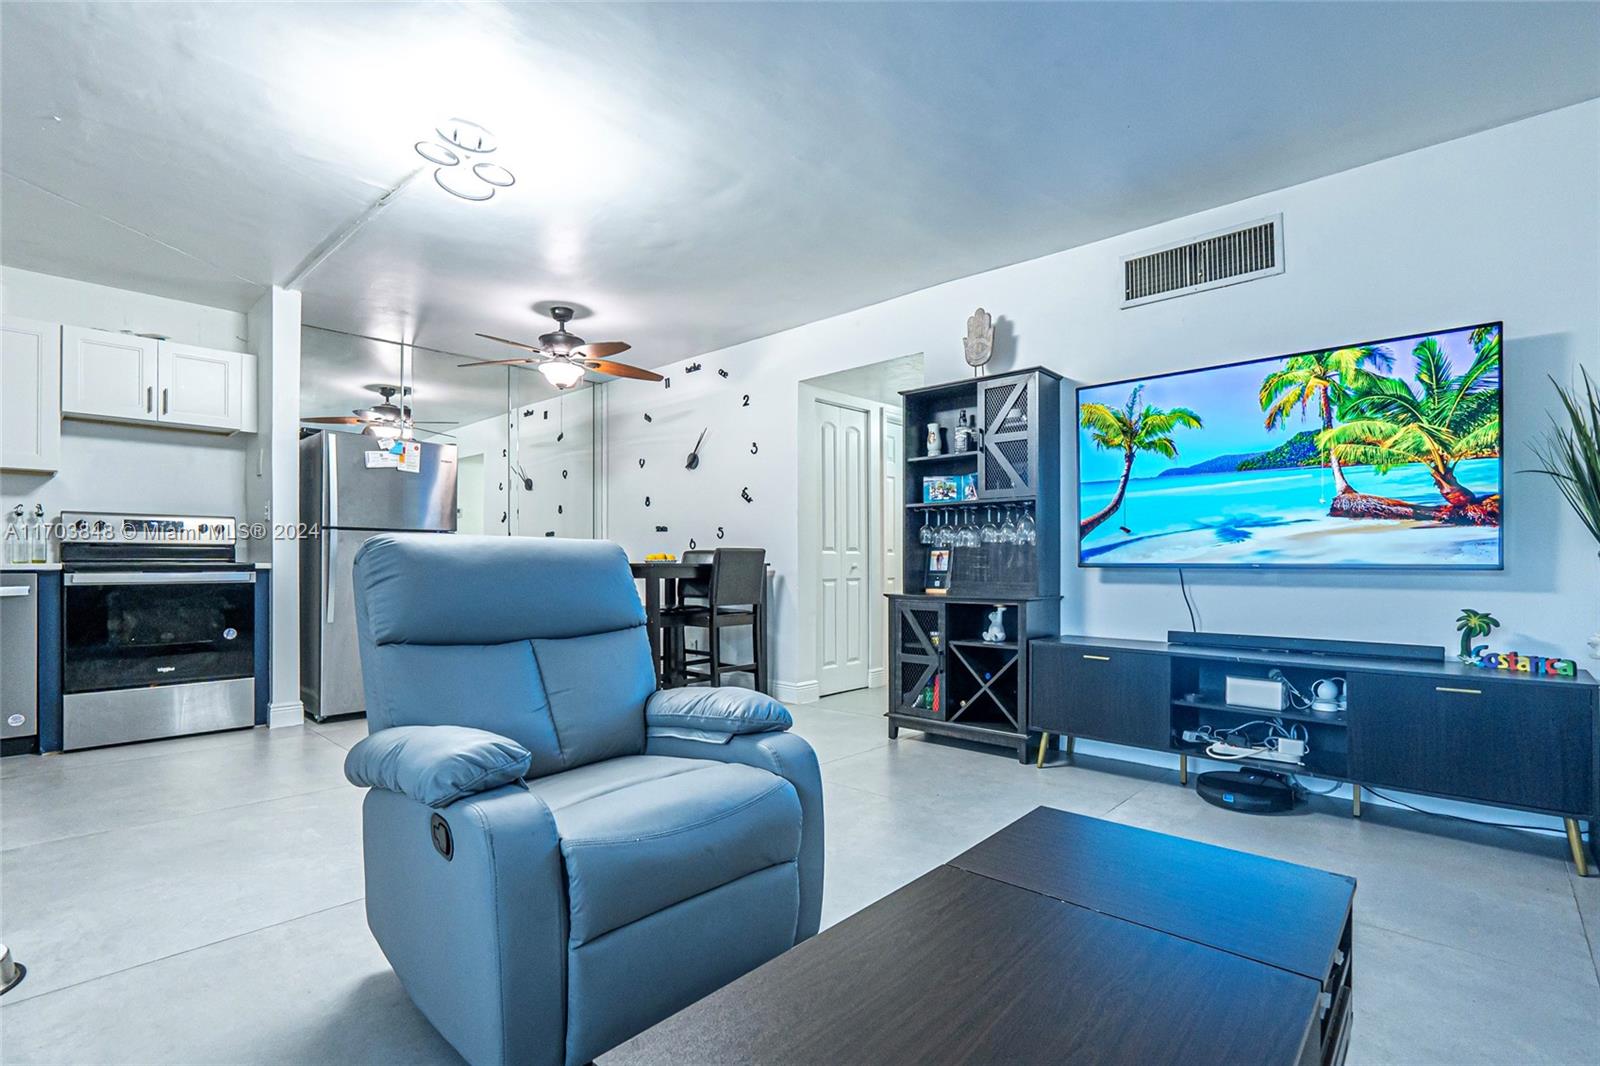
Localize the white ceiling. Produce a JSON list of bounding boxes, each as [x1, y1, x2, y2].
[[5, 2, 1598, 382]]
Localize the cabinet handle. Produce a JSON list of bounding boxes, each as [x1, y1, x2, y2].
[[1082, 654, 1111, 661], [1436, 686, 1481, 695], [162, 388, 169, 414], [146, 386, 154, 412]]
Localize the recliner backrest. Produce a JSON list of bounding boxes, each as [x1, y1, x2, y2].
[[353, 534, 655, 776]]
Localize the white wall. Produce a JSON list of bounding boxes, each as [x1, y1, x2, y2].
[[1, 267, 254, 522], [603, 100, 1600, 692]]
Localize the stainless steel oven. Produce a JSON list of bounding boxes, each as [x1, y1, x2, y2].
[[60, 512, 255, 750]]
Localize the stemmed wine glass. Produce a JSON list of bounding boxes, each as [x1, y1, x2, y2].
[[918, 510, 934, 545], [1017, 503, 1037, 546], [980, 506, 1001, 545], [1000, 506, 1019, 545], [956, 507, 980, 549], [935, 509, 956, 549]]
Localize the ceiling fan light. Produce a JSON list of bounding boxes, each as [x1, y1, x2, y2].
[[365, 421, 403, 442], [538, 360, 586, 390]]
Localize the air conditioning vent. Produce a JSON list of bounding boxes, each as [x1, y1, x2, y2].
[[1122, 215, 1284, 308]]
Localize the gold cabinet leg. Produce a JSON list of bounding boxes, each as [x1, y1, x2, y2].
[[1179, 753, 1188, 786], [1566, 818, 1590, 877], [1035, 732, 1050, 769], [1352, 785, 1362, 819], [1066, 734, 1076, 759]]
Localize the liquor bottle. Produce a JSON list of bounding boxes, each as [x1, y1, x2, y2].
[[29, 504, 48, 563], [5, 506, 25, 565]]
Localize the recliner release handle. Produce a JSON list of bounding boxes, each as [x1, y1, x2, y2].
[[430, 813, 453, 861]]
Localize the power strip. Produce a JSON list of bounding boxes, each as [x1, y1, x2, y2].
[[1210, 740, 1306, 765]]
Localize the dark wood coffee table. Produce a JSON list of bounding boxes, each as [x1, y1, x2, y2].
[[608, 807, 1355, 1066]]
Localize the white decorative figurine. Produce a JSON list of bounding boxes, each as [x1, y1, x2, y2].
[[982, 606, 1007, 644]]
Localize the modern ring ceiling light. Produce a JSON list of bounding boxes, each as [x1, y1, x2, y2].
[[416, 118, 516, 201], [460, 305, 664, 389], [301, 384, 457, 440]]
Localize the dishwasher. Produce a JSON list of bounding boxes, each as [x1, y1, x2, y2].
[[1, 573, 39, 746]]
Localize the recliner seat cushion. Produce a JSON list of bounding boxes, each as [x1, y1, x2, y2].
[[528, 756, 802, 945]]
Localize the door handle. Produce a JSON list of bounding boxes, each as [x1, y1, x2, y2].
[[162, 388, 169, 414], [147, 386, 154, 412], [1435, 686, 1481, 695], [1082, 654, 1111, 661], [0, 586, 30, 598]]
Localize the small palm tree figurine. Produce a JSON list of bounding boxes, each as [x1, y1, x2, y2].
[[1455, 608, 1501, 662]]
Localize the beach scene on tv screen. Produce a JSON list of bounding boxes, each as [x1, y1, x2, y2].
[[1077, 323, 1503, 567]]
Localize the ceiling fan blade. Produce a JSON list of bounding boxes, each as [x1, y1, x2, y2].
[[457, 356, 544, 368], [572, 340, 631, 359], [300, 416, 368, 424], [410, 420, 458, 426], [580, 358, 664, 383], [475, 332, 547, 354]]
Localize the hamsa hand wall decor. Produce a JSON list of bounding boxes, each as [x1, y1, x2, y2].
[[963, 307, 994, 373]]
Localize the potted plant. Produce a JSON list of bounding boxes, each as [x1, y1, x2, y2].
[[1527, 367, 1600, 657]]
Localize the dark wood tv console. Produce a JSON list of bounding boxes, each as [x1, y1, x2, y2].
[[1029, 633, 1600, 875]]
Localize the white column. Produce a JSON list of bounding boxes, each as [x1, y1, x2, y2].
[[246, 286, 303, 726]]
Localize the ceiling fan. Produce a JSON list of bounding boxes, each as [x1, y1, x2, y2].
[[461, 305, 663, 389], [301, 384, 456, 441]]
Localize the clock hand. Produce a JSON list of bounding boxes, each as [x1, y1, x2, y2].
[[686, 428, 708, 470]]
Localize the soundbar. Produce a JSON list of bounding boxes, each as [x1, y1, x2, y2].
[[1166, 630, 1444, 663]]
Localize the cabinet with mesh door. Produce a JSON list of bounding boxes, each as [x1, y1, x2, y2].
[[978, 374, 1045, 500]]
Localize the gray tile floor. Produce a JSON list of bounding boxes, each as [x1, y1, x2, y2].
[[2, 688, 1597, 1065]]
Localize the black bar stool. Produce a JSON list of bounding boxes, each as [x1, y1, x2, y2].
[[662, 548, 768, 693]]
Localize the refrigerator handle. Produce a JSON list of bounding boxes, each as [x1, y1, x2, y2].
[[326, 433, 339, 529], [324, 528, 337, 626]]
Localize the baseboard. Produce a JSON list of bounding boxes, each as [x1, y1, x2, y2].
[[268, 700, 305, 728], [772, 679, 821, 705], [867, 667, 886, 689]]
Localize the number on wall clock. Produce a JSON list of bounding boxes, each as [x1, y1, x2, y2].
[[645, 496, 651, 507], [688, 538, 697, 550], [558, 505, 564, 514], [717, 369, 729, 379], [562, 470, 569, 479], [644, 413, 653, 422], [742, 394, 750, 407], [750, 442, 758, 454], [740, 487, 753, 502], [655, 525, 669, 533], [639, 458, 646, 468], [716, 526, 725, 540], [664, 378, 671, 389]]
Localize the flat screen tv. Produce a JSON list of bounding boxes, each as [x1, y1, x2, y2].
[[1077, 321, 1503, 569]]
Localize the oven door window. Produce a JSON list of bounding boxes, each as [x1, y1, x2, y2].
[[64, 581, 255, 694]]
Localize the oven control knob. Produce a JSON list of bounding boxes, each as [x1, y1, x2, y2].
[[92, 521, 111, 537], [198, 523, 208, 535], [71, 519, 88, 536]]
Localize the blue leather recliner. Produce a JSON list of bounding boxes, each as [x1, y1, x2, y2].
[[342, 535, 823, 1066]]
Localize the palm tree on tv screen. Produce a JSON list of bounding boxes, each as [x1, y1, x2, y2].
[[1259, 346, 1393, 492], [1316, 334, 1501, 522], [1080, 384, 1202, 536]]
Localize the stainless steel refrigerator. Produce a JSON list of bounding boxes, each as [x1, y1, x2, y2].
[[300, 432, 457, 721]]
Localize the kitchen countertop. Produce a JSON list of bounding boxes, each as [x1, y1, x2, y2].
[[1, 562, 271, 571]]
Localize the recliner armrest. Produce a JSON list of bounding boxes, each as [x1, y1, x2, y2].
[[645, 687, 792, 744], [345, 725, 532, 808]]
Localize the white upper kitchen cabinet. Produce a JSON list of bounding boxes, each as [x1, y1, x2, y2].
[[158, 343, 257, 432], [61, 326, 255, 434], [62, 325, 160, 424], [1, 316, 63, 472]]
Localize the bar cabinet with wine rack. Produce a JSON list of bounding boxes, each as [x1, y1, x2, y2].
[[888, 366, 1062, 762]]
